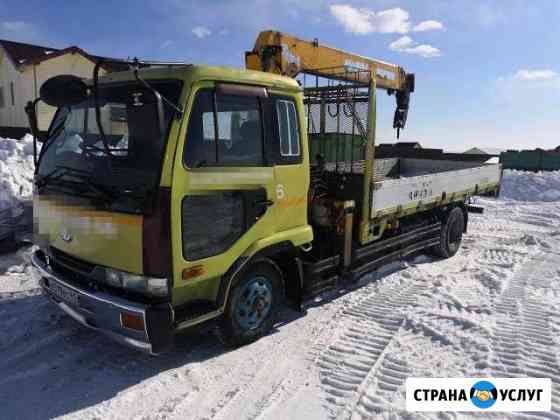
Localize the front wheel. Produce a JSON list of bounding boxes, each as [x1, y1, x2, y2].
[[219, 259, 282, 347], [432, 207, 464, 258]]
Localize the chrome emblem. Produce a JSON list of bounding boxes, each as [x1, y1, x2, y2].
[[59, 228, 73, 243], [131, 92, 144, 107]]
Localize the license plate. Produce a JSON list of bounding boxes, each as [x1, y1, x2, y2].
[[49, 282, 79, 306]]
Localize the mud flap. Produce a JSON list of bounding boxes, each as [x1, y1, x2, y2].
[[146, 304, 174, 354], [284, 258, 306, 312]]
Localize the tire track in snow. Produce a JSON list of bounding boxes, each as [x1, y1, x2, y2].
[[341, 352, 412, 420], [468, 217, 549, 242], [491, 252, 560, 420], [333, 216, 537, 420], [199, 302, 342, 420], [315, 280, 426, 418]]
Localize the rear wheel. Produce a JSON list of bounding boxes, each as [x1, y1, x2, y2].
[[219, 259, 282, 347], [432, 207, 464, 258]]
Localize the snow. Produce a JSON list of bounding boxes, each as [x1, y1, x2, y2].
[[0, 134, 36, 215], [2, 168, 560, 418], [501, 169, 560, 202]]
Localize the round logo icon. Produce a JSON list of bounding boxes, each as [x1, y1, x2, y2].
[[470, 380, 498, 409]]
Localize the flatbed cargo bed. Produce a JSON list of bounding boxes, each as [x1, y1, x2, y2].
[[370, 157, 501, 218], [325, 157, 501, 219]]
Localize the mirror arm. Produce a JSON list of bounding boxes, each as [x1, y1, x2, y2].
[[130, 58, 184, 119], [93, 60, 115, 157], [148, 86, 166, 139], [25, 98, 43, 166], [131, 63, 167, 138]]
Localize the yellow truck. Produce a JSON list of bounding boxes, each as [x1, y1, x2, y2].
[[28, 31, 501, 354]]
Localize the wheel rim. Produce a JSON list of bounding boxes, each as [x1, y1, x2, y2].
[[233, 276, 273, 331]]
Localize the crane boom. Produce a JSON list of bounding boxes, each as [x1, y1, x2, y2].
[[245, 30, 415, 133], [245, 30, 414, 91]]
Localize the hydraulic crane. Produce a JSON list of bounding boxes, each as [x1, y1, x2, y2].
[[245, 30, 415, 137], [247, 30, 417, 244]]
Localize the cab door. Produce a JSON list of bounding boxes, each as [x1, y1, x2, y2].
[[266, 91, 309, 233], [171, 82, 277, 306]]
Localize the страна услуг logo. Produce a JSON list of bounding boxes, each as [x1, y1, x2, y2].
[[470, 380, 498, 409]]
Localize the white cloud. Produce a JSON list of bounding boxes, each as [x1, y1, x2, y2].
[[329, 4, 375, 34], [389, 35, 414, 50], [405, 44, 441, 58], [1, 21, 30, 32], [0, 20, 39, 42], [371, 8, 411, 34], [218, 29, 230, 36], [495, 69, 560, 106], [192, 26, 211, 39], [513, 69, 559, 81], [330, 5, 411, 34], [389, 35, 441, 58], [160, 40, 173, 49], [413, 20, 444, 32]]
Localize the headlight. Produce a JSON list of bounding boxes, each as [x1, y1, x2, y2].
[[104, 268, 169, 297], [121, 273, 147, 292], [105, 269, 122, 288]]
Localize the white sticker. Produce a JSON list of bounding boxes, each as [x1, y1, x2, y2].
[[276, 184, 285, 200]]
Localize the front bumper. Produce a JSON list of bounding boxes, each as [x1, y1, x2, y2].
[[31, 250, 173, 354]]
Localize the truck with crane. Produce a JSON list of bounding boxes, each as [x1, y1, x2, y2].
[[28, 31, 501, 353]]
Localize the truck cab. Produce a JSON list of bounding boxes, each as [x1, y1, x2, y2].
[[32, 65, 313, 353]]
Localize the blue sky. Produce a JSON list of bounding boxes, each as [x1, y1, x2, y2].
[[1, 0, 559, 151]]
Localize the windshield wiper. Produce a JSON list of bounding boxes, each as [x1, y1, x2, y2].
[[36, 165, 88, 187], [193, 159, 207, 168], [36, 166, 115, 202]]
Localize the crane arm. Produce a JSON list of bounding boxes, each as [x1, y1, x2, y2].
[[246, 30, 414, 91], [245, 30, 415, 133]]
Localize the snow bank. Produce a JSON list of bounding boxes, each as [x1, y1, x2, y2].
[[500, 169, 560, 202], [0, 134, 36, 214]]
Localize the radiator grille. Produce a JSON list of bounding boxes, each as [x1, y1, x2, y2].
[[50, 247, 95, 274]]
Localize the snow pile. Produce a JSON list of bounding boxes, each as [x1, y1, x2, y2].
[[500, 169, 560, 202], [0, 134, 36, 213]]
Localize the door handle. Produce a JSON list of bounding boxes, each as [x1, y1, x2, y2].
[[254, 199, 274, 207]]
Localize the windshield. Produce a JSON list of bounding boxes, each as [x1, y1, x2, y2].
[[36, 80, 182, 213]]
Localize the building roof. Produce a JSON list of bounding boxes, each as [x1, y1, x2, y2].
[[0, 39, 128, 72], [0, 39, 59, 66], [463, 147, 504, 156], [378, 141, 422, 149]]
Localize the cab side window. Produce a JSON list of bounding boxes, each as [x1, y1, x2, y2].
[[184, 90, 217, 166], [184, 89, 264, 167], [272, 97, 302, 165]]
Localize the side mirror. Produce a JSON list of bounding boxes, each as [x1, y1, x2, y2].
[[40, 75, 88, 107]]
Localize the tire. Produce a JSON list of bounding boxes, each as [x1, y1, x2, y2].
[[432, 207, 464, 258], [219, 259, 282, 347]]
